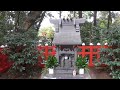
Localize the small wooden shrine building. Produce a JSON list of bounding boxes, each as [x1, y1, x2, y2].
[[50, 18, 86, 69]]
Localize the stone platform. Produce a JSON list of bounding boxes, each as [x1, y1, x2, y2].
[[41, 68, 91, 79]]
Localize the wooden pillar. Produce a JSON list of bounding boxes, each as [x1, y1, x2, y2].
[[74, 47, 77, 69], [89, 43, 94, 67], [97, 46, 100, 62], [45, 44, 48, 60], [56, 45, 59, 63], [52, 46, 56, 56], [97, 43, 101, 62], [61, 56, 65, 67], [82, 46, 85, 57]]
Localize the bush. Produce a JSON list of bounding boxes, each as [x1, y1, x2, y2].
[[75, 56, 87, 69], [100, 24, 120, 78], [3, 29, 42, 78], [81, 21, 101, 45], [45, 56, 58, 69]]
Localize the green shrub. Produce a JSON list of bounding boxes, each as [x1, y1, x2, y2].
[[3, 29, 42, 77], [99, 24, 120, 78], [45, 56, 58, 69], [75, 56, 87, 69]]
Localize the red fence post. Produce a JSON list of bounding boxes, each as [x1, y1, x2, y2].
[[96, 43, 101, 62], [82, 45, 85, 58], [45, 44, 48, 60], [97, 46, 100, 62], [88, 43, 94, 67], [52, 46, 56, 56]]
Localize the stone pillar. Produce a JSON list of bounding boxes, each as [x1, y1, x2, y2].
[[74, 47, 77, 69], [56, 46, 59, 64], [61, 56, 65, 67], [71, 55, 74, 67]]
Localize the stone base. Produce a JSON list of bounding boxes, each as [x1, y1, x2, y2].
[[41, 69, 91, 79]]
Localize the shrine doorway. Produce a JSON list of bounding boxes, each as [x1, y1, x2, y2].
[[57, 54, 75, 70]]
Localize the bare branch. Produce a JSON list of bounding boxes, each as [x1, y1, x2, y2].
[[23, 11, 43, 31]]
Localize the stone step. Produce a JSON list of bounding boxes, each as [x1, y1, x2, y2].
[[53, 74, 88, 79], [55, 69, 74, 74], [55, 67, 74, 70], [41, 68, 91, 79], [41, 73, 91, 79]]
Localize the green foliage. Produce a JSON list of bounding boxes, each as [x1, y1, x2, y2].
[[3, 29, 41, 74], [83, 11, 93, 19], [4, 65, 42, 79], [45, 56, 58, 68], [0, 11, 41, 46], [38, 26, 54, 45], [75, 56, 87, 69], [80, 21, 92, 45], [0, 11, 14, 45], [110, 70, 120, 79], [81, 21, 101, 45], [38, 26, 54, 39], [99, 24, 120, 79]]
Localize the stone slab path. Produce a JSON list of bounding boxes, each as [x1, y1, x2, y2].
[[41, 69, 91, 79]]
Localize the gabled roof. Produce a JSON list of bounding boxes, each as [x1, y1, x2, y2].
[[50, 18, 85, 45], [52, 32, 82, 45]]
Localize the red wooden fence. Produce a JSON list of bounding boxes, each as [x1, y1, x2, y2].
[[37, 45, 56, 68], [37, 43, 108, 67], [0, 43, 108, 73], [77, 44, 108, 67]]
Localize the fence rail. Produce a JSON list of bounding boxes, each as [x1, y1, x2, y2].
[[0, 43, 108, 73], [77, 44, 108, 67], [37, 43, 108, 67]]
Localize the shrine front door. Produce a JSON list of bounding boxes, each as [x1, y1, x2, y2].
[[58, 54, 74, 70]]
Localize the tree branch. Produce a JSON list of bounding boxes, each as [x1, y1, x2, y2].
[[23, 11, 43, 31], [93, 11, 97, 26], [15, 11, 20, 30], [78, 11, 82, 18]]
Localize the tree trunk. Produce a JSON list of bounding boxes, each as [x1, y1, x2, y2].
[[15, 11, 20, 31], [23, 11, 44, 31], [74, 11, 76, 18], [78, 11, 82, 18], [35, 11, 46, 31], [93, 11, 97, 26], [107, 11, 112, 29], [89, 23, 92, 43], [59, 11, 62, 18]]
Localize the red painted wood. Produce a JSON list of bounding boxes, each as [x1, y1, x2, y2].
[[45, 46, 48, 60], [52, 46, 56, 56], [88, 46, 94, 67], [0, 45, 109, 73], [82, 46, 85, 57], [77, 45, 109, 67], [97, 46, 101, 62], [37, 45, 109, 67]]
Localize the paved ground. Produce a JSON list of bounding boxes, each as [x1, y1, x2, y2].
[[41, 74, 91, 79], [41, 68, 91, 79], [40, 67, 112, 79]]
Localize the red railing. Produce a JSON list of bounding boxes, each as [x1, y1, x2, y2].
[[0, 43, 108, 73], [37, 45, 56, 68], [77, 43, 108, 67], [37, 45, 56, 60]]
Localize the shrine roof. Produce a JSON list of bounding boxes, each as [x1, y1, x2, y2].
[[52, 32, 82, 45]]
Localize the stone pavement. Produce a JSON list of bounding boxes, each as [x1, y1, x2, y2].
[[41, 69, 91, 79]]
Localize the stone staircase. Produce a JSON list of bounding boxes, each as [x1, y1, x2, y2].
[[41, 65, 91, 79], [55, 67, 74, 74]]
